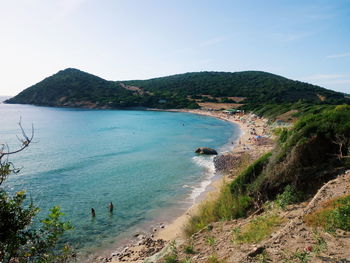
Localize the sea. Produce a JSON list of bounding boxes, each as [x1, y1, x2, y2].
[[0, 98, 239, 258]]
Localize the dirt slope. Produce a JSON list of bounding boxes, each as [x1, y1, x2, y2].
[[173, 170, 350, 263]]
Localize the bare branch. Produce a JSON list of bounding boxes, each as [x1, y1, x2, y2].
[[0, 119, 34, 185], [0, 119, 34, 160]]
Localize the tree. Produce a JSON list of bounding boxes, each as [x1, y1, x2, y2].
[[0, 120, 73, 263]]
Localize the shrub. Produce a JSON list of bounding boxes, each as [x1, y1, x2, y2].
[[164, 241, 178, 263], [183, 244, 194, 254], [230, 152, 272, 195], [275, 185, 302, 209], [255, 105, 350, 199], [0, 123, 73, 263], [164, 253, 178, 263], [291, 249, 311, 263]]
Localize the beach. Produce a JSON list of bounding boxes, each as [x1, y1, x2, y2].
[[100, 109, 273, 263]]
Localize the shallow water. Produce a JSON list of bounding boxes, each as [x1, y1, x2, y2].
[[0, 103, 239, 255]]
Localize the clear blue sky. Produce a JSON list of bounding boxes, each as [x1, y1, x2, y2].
[[1, 0, 349, 95]]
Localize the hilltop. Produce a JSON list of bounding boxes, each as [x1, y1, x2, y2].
[[5, 68, 349, 109]]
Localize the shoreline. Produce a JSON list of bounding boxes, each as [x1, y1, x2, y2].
[[154, 109, 270, 241], [104, 109, 271, 263]]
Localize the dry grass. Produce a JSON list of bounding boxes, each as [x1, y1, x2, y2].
[[184, 183, 251, 236], [232, 213, 284, 244], [184, 154, 254, 236], [304, 194, 350, 232]]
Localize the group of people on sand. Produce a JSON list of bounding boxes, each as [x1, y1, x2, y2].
[[91, 202, 113, 217]]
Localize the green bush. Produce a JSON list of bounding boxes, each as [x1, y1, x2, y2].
[[275, 185, 302, 209], [0, 124, 73, 263], [230, 152, 272, 195], [254, 105, 350, 199], [183, 244, 194, 254]]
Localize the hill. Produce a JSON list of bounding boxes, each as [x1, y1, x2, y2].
[[5, 68, 349, 109], [124, 71, 347, 104]]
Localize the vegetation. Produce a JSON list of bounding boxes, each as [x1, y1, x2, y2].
[[6, 68, 349, 110], [275, 185, 302, 209], [184, 154, 254, 236], [289, 249, 312, 263], [234, 105, 350, 203], [186, 105, 350, 240], [0, 122, 72, 263], [5, 69, 350, 261], [5, 68, 198, 109], [280, 232, 327, 262], [183, 244, 195, 255], [304, 194, 350, 232], [255, 251, 270, 263], [241, 102, 338, 120], [232, 213, 283, 244], [311, 231, 327, 255], [126, 71, 348, 104], [184, 183, 251, 236], [230, 152, 272, 195], [164, 241, 179, 263], [207, 254, 226, 263]]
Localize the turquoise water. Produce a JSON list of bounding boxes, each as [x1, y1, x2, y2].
[[0, 103, 239, 256]]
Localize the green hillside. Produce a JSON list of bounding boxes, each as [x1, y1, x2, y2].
[[5, 68, 349, 109], [125, 71, 347, 104], [5, 68, 136, 108]]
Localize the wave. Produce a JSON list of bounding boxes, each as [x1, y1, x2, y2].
[[189, 155, 216, 201]]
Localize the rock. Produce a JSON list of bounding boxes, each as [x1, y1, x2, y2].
[[195, 147, 218, 155], [248, 246, 265, 257]]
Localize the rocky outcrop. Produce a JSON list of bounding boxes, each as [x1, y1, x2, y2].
[[195, 147, 218, 155], [214, 152, 248, 173]]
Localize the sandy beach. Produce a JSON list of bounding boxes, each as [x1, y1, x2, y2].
[[155, 109, 271, 241], [100, 109, 273, 263]]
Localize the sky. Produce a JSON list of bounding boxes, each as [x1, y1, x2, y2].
[[0, 0, 350, 95]]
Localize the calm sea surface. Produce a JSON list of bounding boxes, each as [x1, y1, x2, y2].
[[0, 102, 239, 256]]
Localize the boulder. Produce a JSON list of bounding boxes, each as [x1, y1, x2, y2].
[[195, 147, 218, 155]]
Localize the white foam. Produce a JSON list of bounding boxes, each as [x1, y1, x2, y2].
[[192, 155, 215, 173], [188, 156, 216, 201]]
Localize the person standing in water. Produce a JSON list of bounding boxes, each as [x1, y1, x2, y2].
[[91, 208, 96, 217], [109, 202, 114, 213]]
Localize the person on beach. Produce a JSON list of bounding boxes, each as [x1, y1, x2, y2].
[[109, 202, 114, 212], [91, 208, 96, 217]]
